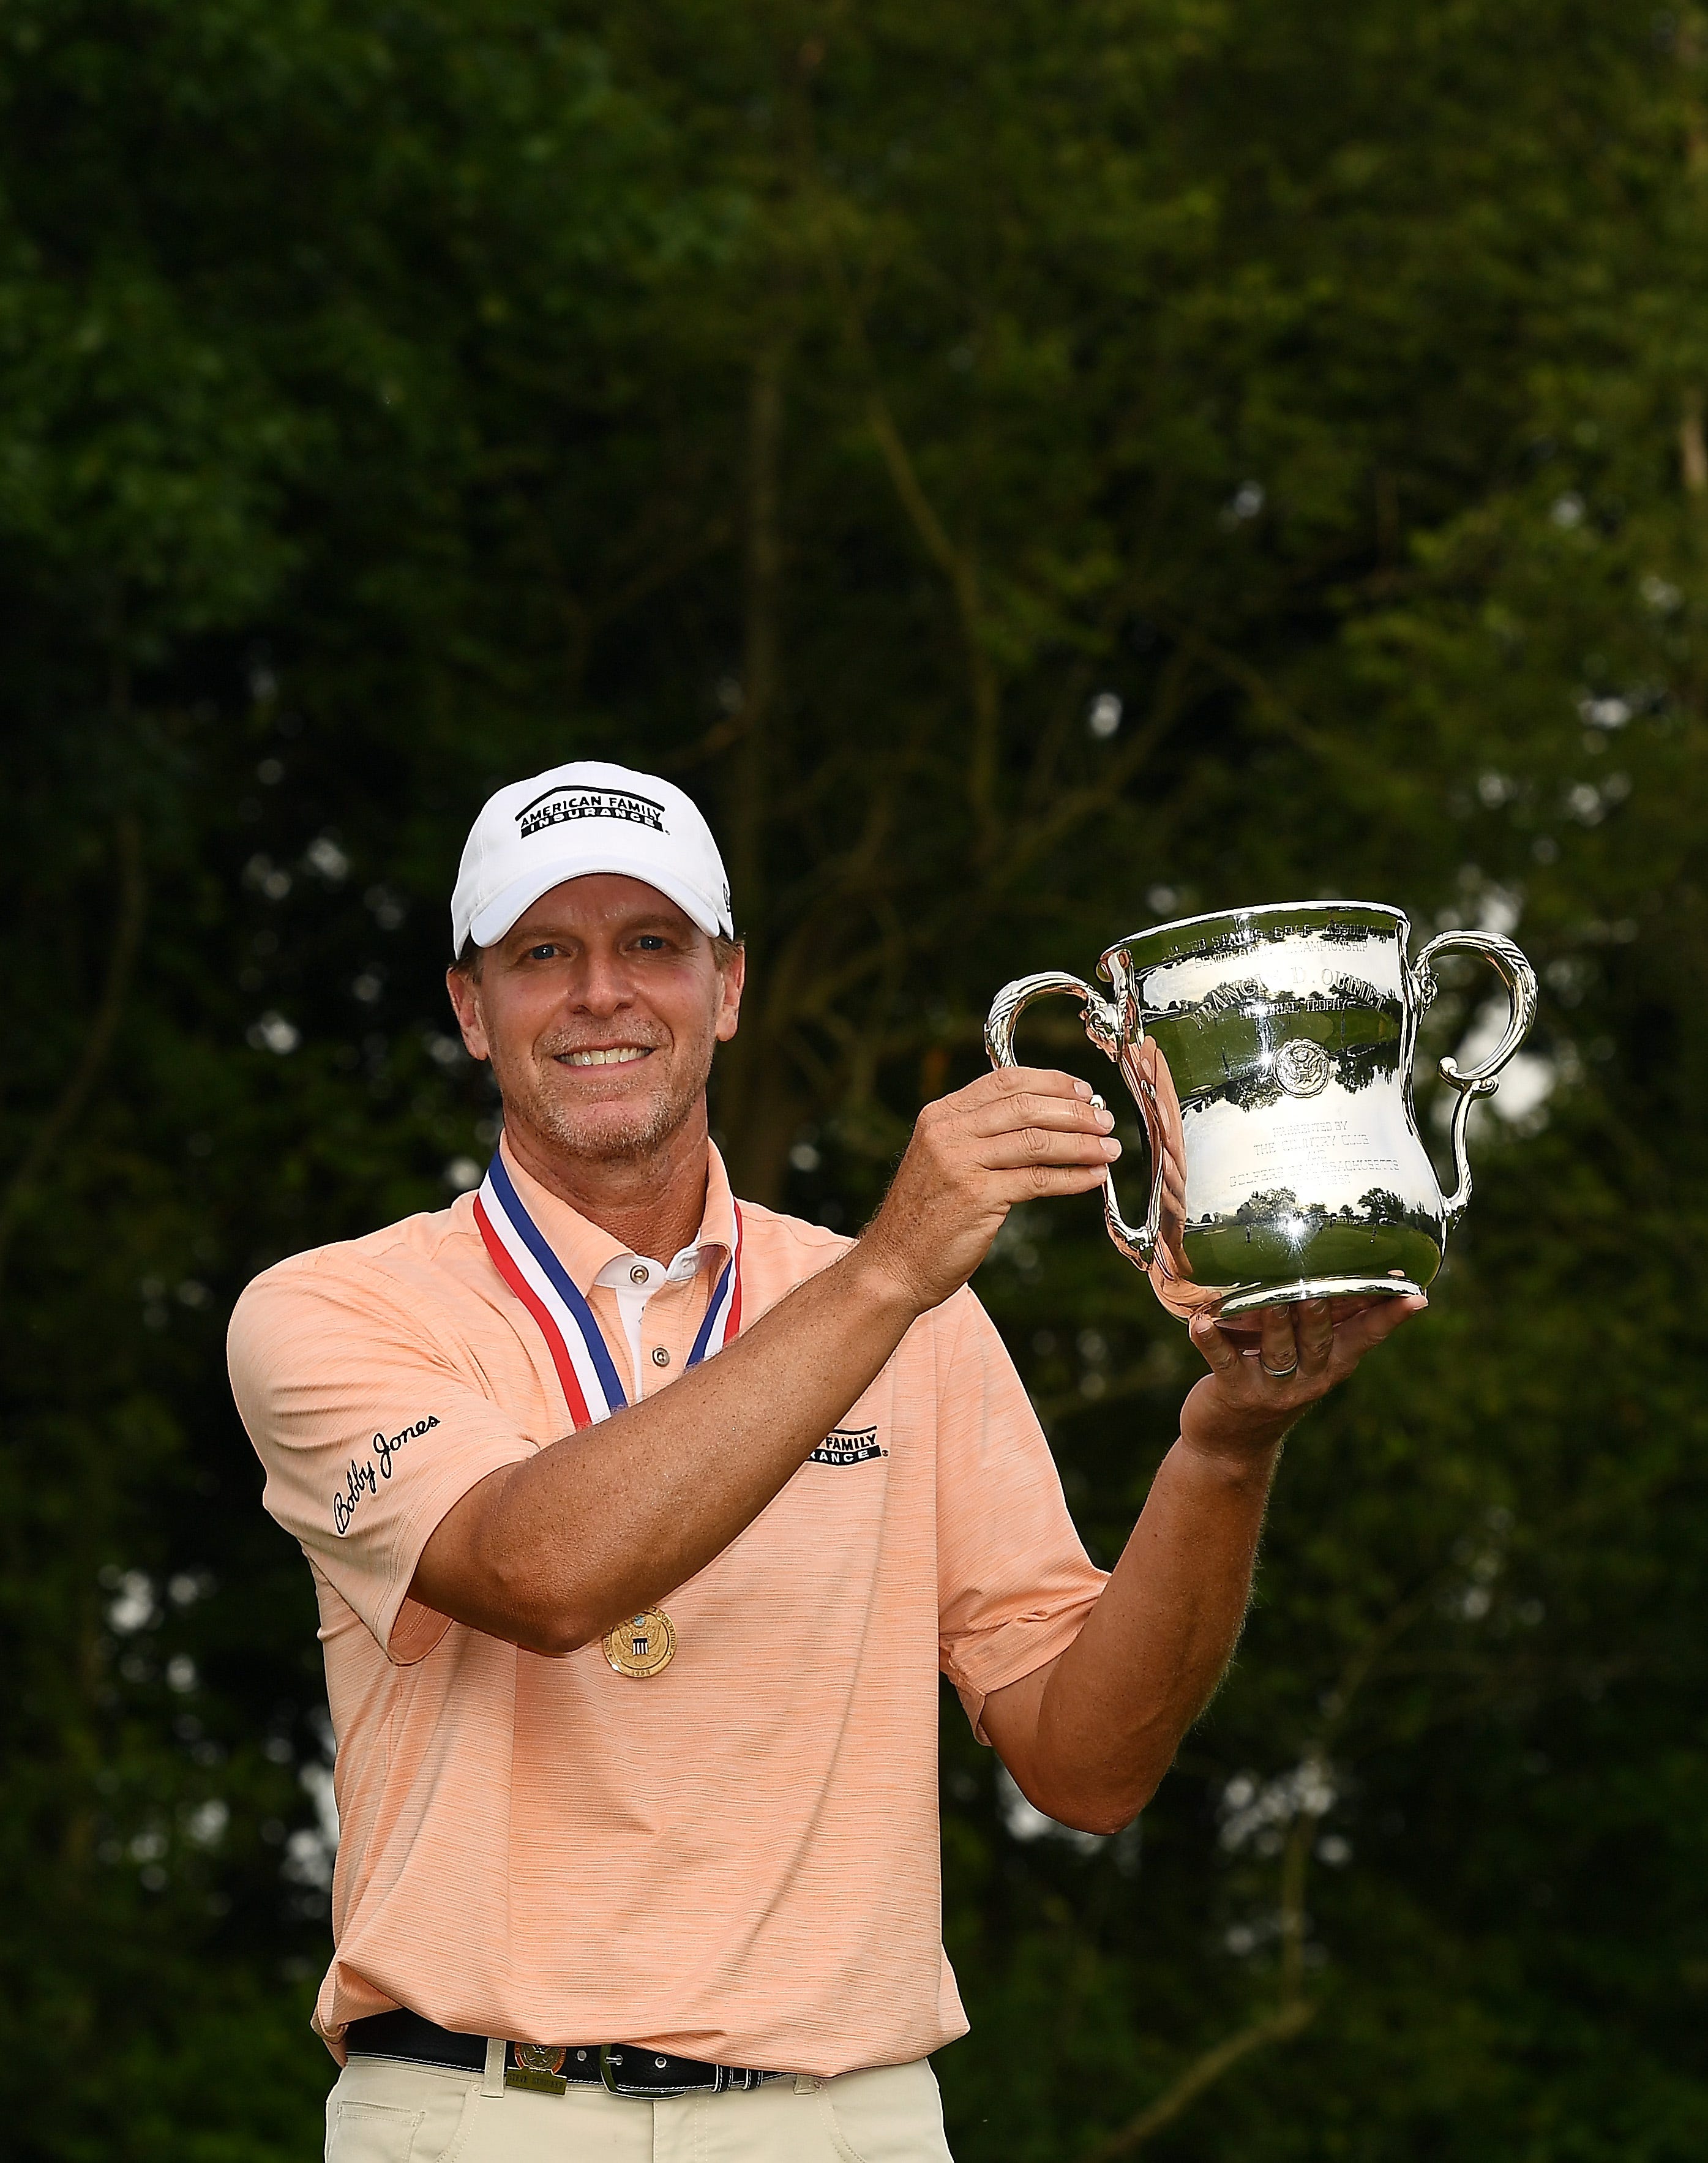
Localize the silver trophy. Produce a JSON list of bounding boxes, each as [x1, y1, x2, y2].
[[985, 902, 1537, 1322]]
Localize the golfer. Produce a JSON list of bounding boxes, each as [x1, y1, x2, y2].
[[229, 760, 1418, 2161]]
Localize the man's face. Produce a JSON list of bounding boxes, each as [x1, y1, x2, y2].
[[446, 875, 743, 1163]]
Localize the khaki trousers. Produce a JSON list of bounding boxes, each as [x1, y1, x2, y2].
[[324, 2053, 955, 2162]]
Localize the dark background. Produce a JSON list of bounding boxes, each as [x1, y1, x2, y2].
[[4, 2, 1707, 2156]]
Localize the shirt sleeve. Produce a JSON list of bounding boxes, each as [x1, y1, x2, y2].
[[228, 1253, 537, 1662], [934, 1288, 1109, 1738]]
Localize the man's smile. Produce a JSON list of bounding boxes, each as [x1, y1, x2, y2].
[[556, 1044, 657, 1068]]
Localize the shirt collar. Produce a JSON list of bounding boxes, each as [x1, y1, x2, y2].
[[495, 1132, 736, 1295]]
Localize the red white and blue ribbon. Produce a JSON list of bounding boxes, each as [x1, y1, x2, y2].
[[473, 1151, 742, 1431]]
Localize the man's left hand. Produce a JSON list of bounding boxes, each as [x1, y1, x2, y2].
[[1182, 1292, 1427, 1468]]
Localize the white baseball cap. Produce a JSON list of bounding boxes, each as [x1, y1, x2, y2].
[[450, 760, 734, 955]]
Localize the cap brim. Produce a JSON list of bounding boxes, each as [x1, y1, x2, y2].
[[466, 855, 728, 949]]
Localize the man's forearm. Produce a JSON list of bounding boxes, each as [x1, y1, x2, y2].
[[983, 1433, 1282, 1834], [983, 1295, 1423, 1831], [413, 1243, 919, 1654], [411, 1065, 1118, 1655]]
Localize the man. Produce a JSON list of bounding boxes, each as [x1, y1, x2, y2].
[[230, 758, 1419, 2162]]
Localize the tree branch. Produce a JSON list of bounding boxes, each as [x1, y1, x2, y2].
[[0, 814, 146, 1291], [802, 165, 1004, 856], [861, 392, 1002, 852], [719, 334, 798, 1201], [1076, 1998, 1316, 2163]]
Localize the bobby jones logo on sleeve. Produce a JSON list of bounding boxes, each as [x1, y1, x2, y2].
[[332, 1414, 440, 1535], [807, 1425, 885, 1467], [515, 785, 667, 840]]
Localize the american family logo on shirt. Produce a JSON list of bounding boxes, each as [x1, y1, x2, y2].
[[331, 1414, 441, 1535], [807, 1425, 885, 1467], [515, 785, 666, 841]]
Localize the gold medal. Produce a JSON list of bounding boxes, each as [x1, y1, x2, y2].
[[602, 1608, 676, 1678]]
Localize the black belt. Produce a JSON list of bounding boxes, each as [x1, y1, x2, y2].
[[345, 2009, 779, 2099]]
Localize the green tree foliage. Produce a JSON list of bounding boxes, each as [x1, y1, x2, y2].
[[2, 1, 1705, 2156]]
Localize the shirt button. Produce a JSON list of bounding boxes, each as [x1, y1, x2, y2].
[[651, 1346, 670, 1368], [629, 1264, 650, 1285]]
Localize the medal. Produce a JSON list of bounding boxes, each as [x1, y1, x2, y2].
[[602, 1609, 676, 1678], [474, 1153, 743, 1677]]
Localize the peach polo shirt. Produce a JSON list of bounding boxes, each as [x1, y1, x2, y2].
[[227, 1139, 1107, 2077]]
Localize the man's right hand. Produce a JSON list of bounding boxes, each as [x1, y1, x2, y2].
[[856, 1067, 1120, 1314]]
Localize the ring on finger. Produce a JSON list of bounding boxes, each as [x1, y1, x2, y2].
[[1258, 1353, 1299, 1380]]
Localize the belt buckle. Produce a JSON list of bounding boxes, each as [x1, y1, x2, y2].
[[506, 2043, 569, 2096], [599, 2044, 687, 2099]]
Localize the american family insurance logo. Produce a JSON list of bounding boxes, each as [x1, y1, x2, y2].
[[516, 785, 667, 840], [807, 1425, 885, 1467], [332, 1414, 440, 1535]]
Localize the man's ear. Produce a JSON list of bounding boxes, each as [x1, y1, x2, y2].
[[714, 944, 746, 1043], [446, 966, 492, 1062]]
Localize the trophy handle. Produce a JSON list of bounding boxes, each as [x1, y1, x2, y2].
[[983, 970, 1156, 1267], [1410, 929, 1540, 1229]]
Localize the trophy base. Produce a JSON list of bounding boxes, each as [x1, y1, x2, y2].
[[1215, 1273, 1424, 1322]]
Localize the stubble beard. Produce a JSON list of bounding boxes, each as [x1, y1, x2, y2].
[[504, 1038, 716, 1167]]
